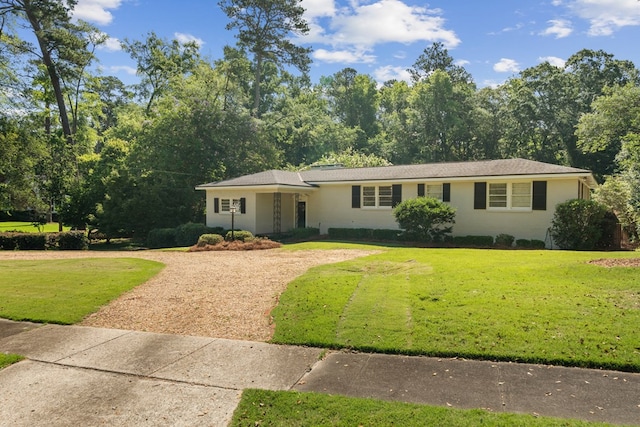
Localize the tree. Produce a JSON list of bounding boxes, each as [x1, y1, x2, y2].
[[393, 197, 456, 242], [408, 42, 473, 86], [122, 32, 200, 114], [308, 148, 391, 169], [0, 0, 100, 146], [219, 0, 311, 116]]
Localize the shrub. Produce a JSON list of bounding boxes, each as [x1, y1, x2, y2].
[[453, 235, 494, 247], [550, 199, 610, 250], [393, 197, 456, 242], [515, 239, 546, 249], [290, 227, 320, 240], [147, 228, 177, 249], [175, 223, 218, 247], [225, 229, 254, 242], [53, 231, 89, 250], [0, 232, 47, 250], [197, 233, 224, 246], [494, 233, 515, 248], [372, 229, 402, 241]]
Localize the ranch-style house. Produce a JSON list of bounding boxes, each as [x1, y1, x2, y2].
[[196, 158, 597, 245]]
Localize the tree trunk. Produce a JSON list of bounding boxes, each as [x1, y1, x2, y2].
[[252, 52, 262, 117]]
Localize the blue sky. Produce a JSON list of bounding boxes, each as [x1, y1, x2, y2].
[[75, 0, 640, 88]]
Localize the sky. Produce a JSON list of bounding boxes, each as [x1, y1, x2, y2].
[[73, 0, 640, 88]]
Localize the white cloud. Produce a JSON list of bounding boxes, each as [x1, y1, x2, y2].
[[373, 65, 412, 84], [493, 58, 520, 73], [302, 0, 336, 19], [540, 19, 573, 38], [563, 0, 640, 36], [110, 65, 137, 75], [98, 36, 121, 52], [73, 0, 122, 25], [539, 56, 566, 68], [174, 32, 204, 47], [301, 0, 459, 50], [313, 48, 376, 63]]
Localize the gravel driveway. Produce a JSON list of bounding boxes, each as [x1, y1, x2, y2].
[[2, 249, 375, 341]]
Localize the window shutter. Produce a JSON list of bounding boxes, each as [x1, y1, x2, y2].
[[240, 197, 246, 214], [532, 181, 547, 210], [474, 182, 487, 209], [443, 183, 451, 202], [214, 198, 219, 213], [417, 183, 425, 197], [392, 184, 402, 207], [352, 185, 361, 208]]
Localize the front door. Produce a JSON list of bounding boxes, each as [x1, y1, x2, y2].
[[297, 201, 306, 228]]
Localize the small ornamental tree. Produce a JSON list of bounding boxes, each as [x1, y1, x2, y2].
[[393, 197, 456, 242], [550, 199, 609, 250]]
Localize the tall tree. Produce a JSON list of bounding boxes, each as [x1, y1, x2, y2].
[[122, 32, 200, 114], [409, 42, 473, 86], [219, 0, 311, 116], [0, 0, 99, 146]]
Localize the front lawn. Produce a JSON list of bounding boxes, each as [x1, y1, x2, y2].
[[0, 258, 164, 324], [0, 221, 68, 233], [230, 389, 610, 426], [273, 244, 640, 372]]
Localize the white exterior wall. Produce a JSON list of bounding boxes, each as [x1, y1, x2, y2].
[[204, 190, 256, 232]]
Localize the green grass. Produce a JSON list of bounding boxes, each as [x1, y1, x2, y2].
[[0, 221, 69, 233], [272, 244, 640, 371], [0, 353, 23, 369], [0, 258, 164, 324], [230, 389, 613, 426]]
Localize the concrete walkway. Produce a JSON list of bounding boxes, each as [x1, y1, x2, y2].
[[1, 319, 639, 426]]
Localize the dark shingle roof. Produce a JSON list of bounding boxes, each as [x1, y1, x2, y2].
[[197, 159, 594, 189]]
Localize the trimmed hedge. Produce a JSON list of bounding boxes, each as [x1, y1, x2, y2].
[[290, 227, 320, 240], [147, 228, 177, 249], [452, 235, 494, 247], [147, 223, 224, 248], [515, 239, 546, 249], [0, 231, 88, 250], [494, 233, 515, 248]]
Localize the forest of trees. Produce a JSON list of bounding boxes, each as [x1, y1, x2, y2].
[[1, 0, 639, 239]]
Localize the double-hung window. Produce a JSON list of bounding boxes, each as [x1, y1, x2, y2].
[[426, 184, 443, 201], [362, 185, 393, 208], [221, 198, 241, 213], [488, 183, 531, 210]]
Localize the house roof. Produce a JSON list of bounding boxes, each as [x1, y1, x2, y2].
[[196, 158, 597, 189]]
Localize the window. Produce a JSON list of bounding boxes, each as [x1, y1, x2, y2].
[[426, 184, 443, 200], [362, 185, 394, 208], [220, 198, 243, 213], [488, 183, 531, 210]]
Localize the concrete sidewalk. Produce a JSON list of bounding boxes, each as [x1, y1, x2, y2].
[[1, 320, 639, 426]]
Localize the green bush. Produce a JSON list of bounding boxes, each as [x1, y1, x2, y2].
[[515, 239, 546, 249], [147, 228, 177, 249], [494, 233, 515, 248], [175, 223, 218, 247], [453, 235, 494, 247], [371, 229, 402, 241], [550, 199, 610, 250], [53, 231, 89, 250], [197, 233, 224, 246], [0, 232, 47, 250], [290, 227, 320, 239], [393, 197, 456, 242], [225, 229, 254, 242]]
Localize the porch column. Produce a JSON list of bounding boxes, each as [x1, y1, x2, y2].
[[273, 192, 282, 233], [294, 193, 299, 229]]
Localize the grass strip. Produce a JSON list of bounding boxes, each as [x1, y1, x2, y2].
[[272, 245, 640, 371], [230, 389, 612, 426], [0, 353, 23, 370], [0, 222, 68, 233], [0, 258, 164, 324]]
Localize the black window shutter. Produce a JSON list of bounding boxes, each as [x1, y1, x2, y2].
[[417, 183, 425, 197], [352, 185, 361, 208], [443, 183, 451, 202], [474, 182, 487, 210], [532, 181, 547, 210], [392, 184, 402, 207], [214, 198, 219, 213], [240, 197, 246, 214]]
